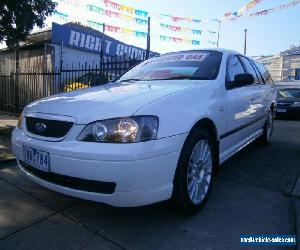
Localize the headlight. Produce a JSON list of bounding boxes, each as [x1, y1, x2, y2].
[[77, 116, 159, 143]]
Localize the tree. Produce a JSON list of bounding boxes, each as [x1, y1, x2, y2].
[[0, 0, 56, 48]]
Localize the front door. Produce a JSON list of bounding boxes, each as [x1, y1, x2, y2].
[[220, 55, 257, 161]]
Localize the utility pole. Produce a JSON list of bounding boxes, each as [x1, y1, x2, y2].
[[145, 17, 151, 59], [60, 39, 63, 71], [59, 39, 63, 93], [216, 20, 221, 48], [244, 29, 247, 55], [100, 23, 105, 79], [15, 43, 20, 112], [100, 23, 105, 65]]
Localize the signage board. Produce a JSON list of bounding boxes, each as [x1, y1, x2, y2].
[[51, 22, 158, 59]]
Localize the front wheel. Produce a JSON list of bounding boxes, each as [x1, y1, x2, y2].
[[172, 129, 216, 214], [258, 110, 274, 145]]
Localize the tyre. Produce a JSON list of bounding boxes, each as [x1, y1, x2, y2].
[[258, 110, 274, 145], [172, 129, 217, 214]]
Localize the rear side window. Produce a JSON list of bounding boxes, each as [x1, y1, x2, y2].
[[227, 56, 245, 82], [254, 61, 274, 85], [249, 59, 265, 84], [239, 57, 260, 84]]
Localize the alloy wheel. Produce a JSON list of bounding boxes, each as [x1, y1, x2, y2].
[[187, 140, 213, 205]]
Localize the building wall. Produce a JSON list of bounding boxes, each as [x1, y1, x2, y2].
[[258, 56, 282, 81], [0, 51, 15, 73], [281, 54, 300, 80], [0, 46, 53, 73], [53, 44, 105, 70]]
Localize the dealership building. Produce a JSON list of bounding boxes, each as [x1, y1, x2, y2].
[[256, 45, 300, 82], [0, 22, 158, 73]]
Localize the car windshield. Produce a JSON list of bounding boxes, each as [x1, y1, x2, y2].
[[117, 51, 222, 82], [278, 88, 300, 98]]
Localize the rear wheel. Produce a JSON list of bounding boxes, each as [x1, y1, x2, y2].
[[258, 110, 274, 145], [172, 129, 216, 214]]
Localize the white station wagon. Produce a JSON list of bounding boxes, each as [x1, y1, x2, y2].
[[12, 49, 276, 214]]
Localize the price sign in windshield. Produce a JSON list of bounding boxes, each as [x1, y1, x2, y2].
[[145, 53, 209, 65]]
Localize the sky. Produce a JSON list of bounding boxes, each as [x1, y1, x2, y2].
[[116, 0, 300, 56], [2, 0, 300, 56]]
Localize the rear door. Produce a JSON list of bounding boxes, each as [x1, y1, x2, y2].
[[239, 56, 266, 122], [252, 60, 276, 114]]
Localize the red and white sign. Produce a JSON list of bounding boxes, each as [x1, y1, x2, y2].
[[144, 53, 209, 65]]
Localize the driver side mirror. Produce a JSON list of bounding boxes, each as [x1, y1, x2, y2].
[[228, 73, 254, 89]]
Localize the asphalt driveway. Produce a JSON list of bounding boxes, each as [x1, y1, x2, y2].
[[0, 120, 299, 250]]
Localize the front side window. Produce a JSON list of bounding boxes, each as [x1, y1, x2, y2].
[[227, 55, 245, 82], [239, 57, 260, 84], [250, 60, 265, 84], [117, 51, 223, 82]]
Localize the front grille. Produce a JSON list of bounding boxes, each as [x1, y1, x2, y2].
[[278, 104, 291, 107], [26, 117, 73, 138], [20, 161, 116, 194], [277, 102, 292, 107]]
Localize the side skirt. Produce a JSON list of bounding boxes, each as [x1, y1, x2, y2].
[[219, 129, 263, 165]]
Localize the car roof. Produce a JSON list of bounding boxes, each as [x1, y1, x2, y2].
[[159, 49, 261, 63], [275, 84, 300, 89], [161, 48, 236, 55]]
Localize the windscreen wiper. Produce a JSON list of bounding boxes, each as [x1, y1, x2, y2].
[[119, 76, 210, 82], [118, 78, 142, 82]]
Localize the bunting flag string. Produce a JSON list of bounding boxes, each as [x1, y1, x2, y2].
[[101, 0, 219, 23], [159, 35, 217, 45], [86, 20, 104, 30], [53, 1, 219, 47], [249, 0, 300, 17], [58, 0, 219, 23], [57, 0, 81, 7], [159, 23, 217, 35], [54, 11, 217, 43], [85, 4, 218, 35], [53, 11, 69, 22], [159, 35, 200, 45], [159, 14, 201, 23], [87, 20, 148, 38], [103, 0, 148, 17], [85, 20, 217, 45], [87, 4, 148, 25], [224, 0, 263, 19]]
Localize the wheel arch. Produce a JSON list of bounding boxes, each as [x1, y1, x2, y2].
[[180, 117, 220, 167], [172, 117, 220, 212], [190, 117, 219, 144]]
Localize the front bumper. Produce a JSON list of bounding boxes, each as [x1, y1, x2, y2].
[[276, 106, 300, 118], [12, 127, 186, 207]]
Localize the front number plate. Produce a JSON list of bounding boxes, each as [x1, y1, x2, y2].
[[23, 146, 50, 172]]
